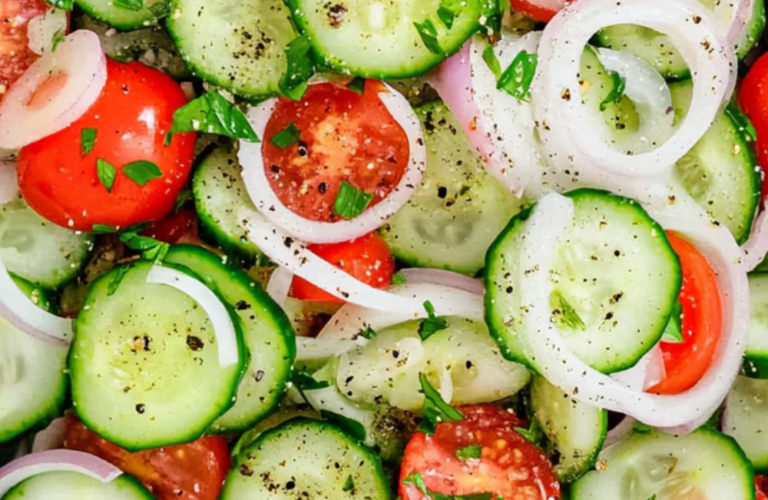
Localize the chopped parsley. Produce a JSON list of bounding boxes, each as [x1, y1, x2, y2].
[[270, 122, 301, 149], [550, 290, 586, 331], [482, 44, 502, 80], [599, 70, 626, 111], [279, 35, 315, 101], [167, 91, 259, 144], [122, 160, 163, 187], [107, 265, 132, 296], [417, 372, 463, 434], [391, 272, 407, 285], [342, 475, 355, 492], [418, 300, 449, 340], [119, 232, 170, 264], [413, 19, 443, 56], [113, 0, 143, 10], [333, 181, 373, 219], [96, 158, 117, 193], [51, 31, 66, 52], [455, 444, 482, 460], [47, 0, 74, 10], [661, 300, 684, 344], [437, 0, 463, 30], [497, 50, 538, 101], [402, 472, 494, 499], [81, 128, 97, 156], [92, 224, 117, 234], [346, 77, 366, 94]]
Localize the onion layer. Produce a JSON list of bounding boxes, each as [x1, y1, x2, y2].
[[26, 8, 69, 56], [237, 83, 426, 244], [0, 160, 18, 205], [0, 30, 107, 150], [742, 198, 768, 271], [146, 265, 239, 368]]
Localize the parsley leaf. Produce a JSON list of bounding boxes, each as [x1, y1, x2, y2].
[[92, 224, 117, 234], [418, 300, 449, 340], [96, 159, 117, 193], [661, 300, 684, 344], [270, 122, 301, 149], [599, 70, 626, 111], [122, 160, 163, 186], [81, 128, 97, 156], [479, 0, 502, 38], [550, 290, 586, 331], [342, 475, 355, 492], [497, 50, 537, 101], [347, 77, 366, 94], [391, 272, 407, 285], [417, 372, 463, 434], [279, 35, 315, 101], [113, 0, 143, 10], [356, 325, 376, 340], [107, 265, 133, 296], [292, 367, 330, 392], [437, 0, 463, 29], [333, 181, 373, 219], [725, 102, 758, 143], [402, 472, 493, 500], [413, 19, 443, 56], [52, 31, 66, 52], [647, 495, 658, 500], [514, 418, 543, 446], [46, 0, 74, 10], [168, 91, 259, 143], [455, 444, 482, 460], [483, 44, 501, 80], [119, 232, 170, 264]]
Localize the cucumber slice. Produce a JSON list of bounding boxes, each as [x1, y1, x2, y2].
[[193, 145, 262, 265], [743, 273, 768, 379], [0, 198, 93, 289], [336, 317, 529, 411], [669, 81, 760, 245], [529, 376, 608, 484], [723, 375, 768, 473], [222, 418, 391, 500], [380, 100, 523, 276], [164, 245, 295, 433], [3, 471, 154, 500], [166, 0, 297, 100], [75, 0, 170, 31], [486, 189, 681, 373], [0, 277, 67, 443], [288, 0, 494, 78], [70, 260, 247, 450], [570, 428, 754, 500]]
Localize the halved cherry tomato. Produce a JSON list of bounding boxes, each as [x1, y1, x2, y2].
[[399, 405, 561, 500], [0, 0, 49, 95], [509, 0, 568, 22], [17, 59, 195, 232], [262, 80, 410, 222], [63, 413, 229, 500], [141, 209, 199, 245], [739, 53, 768, 198], [289, 232, 395, 303], [647, 231, 722, 395], [756, 475, 768, 500]]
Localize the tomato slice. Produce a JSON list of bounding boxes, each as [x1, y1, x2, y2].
[[647, 231, 722, 395], [141, 209, 199, 245], [289, 232, 395, 303], [63, 413, 229, 500], [399, 405, 561, 500], [739, 53, 768, 198], [510, 0, 566, 22], [757, 475, 768, 500], [0, 0, 49, 94], [262, 80, 410, 222]]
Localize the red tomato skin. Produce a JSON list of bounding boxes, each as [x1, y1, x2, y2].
[[739, 54, 768, 197], [648, 231, 722, 395], [399, 405, 560, 500], [17, 60, 195, 232], [756, 475, 768, 500], [289, 232, 395, 303], [0, 0, 49, 94], [510, 0, 561, 21], [63, 413, 229, 500], [141, 209, 200, 245]]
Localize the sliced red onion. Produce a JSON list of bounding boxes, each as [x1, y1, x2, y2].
[[238, 206, 418, 312], [31, 418, 66, 453], [719, 0, 754, 50], [237, 83, 426, 244], [397, 268, 484, 295], [296, 336, 369, 362], [532, 0, 735, 179], [742, 199, 768, 271], [265, 266, 293, 307], [0, 256, 72, 344], [0, 160, 18, 205], [0, 450, 123, 497], [0, 30, 107, 149], [602, 416, 637, 449], [26, 8, 68, 55], [610, 346, 665, 392], [509, 189, 748, 430], [146, 265, 239, 368]]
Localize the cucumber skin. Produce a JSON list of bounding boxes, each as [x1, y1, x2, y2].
[[75, 0, 171, 32]]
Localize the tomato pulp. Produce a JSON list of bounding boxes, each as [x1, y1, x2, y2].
[[63, 413, 229, 500], [262, 80, 410, 222], [647, 231, 722, 395], [399, 405, 560, 500], [0, 0, 49, 95], [18, 59, 195, 232], [739, 52, 768, 198]]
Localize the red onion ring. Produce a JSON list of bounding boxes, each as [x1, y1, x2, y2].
[[397, 268, 484, 296], [742, 199, 768, 271], [0, 450, 123, 497], [238, 82, 426, 244], [31, 418, 66, 454], [0, 160, 18, 205], [26, 8, 68, 56], [0, 30, 107, 150]]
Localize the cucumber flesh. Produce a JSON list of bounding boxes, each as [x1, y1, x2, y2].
[[743, 273, 768, 379], [485, 189, 681, 373], [380, 100, 524, 276], [723, 375, 768, 473], [3, 471, 154, 500], [570, 427, 755, 500], [75, 0, 170, 31]]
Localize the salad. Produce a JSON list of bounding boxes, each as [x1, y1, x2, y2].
[[0, 0, 767, 498]]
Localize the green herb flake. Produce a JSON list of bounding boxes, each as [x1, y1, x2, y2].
[[357, 325, 376, 340], [107, 265, 132, 296], [455, 444, 482, 460], [661, 300, 684, 344], [342, 475, 355, 492], [51, 31, 66, 52], [725, 103, 758, 143], [270, 122, 301, 149], [47, 0, 74, 10], [346, 76, 366, 95], [113, 0, 143, 10], [391, 272, 407, 285], [122, 160, 163, 186], [92, 224, 117, 234], [550, 290, 586, 331], [96, 159, 117, 193], [482, 44, 501, 80], [479, 0, 502, 38], [119, 232, 170, 264], [291, 367, 330, 392], [514, 419, 543, 446], [417, 372, 463, 435], [599, 70, 626, 111], [413, 19, 443, 56], [279, 35, 315, 101], [497, 50, 537, 101], [147, 1, 170, 17], [168, 91, 259, 143], [647, 495, 658, 500], [333, 181, 373, 219], [418, 300, 449, 340], [437, 0, 463, 30], [81, 128, 97, 156], [402, 472, 494, 500]]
